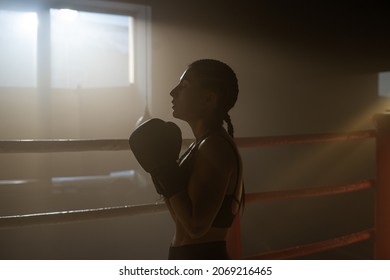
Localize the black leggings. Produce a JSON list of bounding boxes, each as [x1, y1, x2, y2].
[[168, 241, 230, 260]]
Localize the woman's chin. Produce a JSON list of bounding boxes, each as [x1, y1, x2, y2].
[[172, 110, 179, 119]]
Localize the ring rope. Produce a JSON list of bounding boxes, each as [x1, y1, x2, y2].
[[235, 129, 375, 148], [0, 129, 378, 259], [0, 180, 371, 230], [246, 180, 374, 203], [0, 139, 130, 154], [0, 202, 167, 230], [243, 228, 374, 260], [0, 130, 375, 153]]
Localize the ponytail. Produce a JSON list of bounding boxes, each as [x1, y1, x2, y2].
[[224, 113, 234, 138]]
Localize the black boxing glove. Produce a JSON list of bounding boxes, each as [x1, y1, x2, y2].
[[129, 118, 185, 198]]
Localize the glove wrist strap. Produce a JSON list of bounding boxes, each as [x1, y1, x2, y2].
[[151, 162, 185, 198]]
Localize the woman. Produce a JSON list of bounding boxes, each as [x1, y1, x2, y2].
[[167, 59, 244, 259], [130, 59, 243, 259]]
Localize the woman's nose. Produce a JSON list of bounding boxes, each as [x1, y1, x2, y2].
[[170, 85, 178, 97]]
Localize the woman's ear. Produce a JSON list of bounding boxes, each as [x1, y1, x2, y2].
[[204, 89, 218, 110]]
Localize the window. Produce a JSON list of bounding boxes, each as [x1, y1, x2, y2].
[[379, 72, 390, 97], [0, 0, 150, 140], [0, 10, 38, 87], [0, 0, 149, 90], [51, 9, 133, 88]]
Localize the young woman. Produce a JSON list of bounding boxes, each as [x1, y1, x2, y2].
[[130, 59, 244, 259]]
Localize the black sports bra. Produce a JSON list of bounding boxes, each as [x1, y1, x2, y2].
[[178, 130, 243, 228]]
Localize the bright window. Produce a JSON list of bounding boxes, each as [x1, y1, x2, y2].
[[0, 10, 38, 87], [51, 9, 134, 88], [0, 0, 148, 90]]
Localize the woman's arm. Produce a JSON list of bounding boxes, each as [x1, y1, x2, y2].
[[167, 135, 235, 239]]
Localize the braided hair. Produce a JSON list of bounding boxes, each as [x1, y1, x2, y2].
[[188, 59, 239, 138], [189, 59, 245, 213]]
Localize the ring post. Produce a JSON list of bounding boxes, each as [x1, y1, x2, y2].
[[374, 112, 390, 259]]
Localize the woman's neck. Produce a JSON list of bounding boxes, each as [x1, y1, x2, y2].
[[188, 119, 222, 143]]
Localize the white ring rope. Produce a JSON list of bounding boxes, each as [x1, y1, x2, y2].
[[0, 130, 375, 153], [0, 139, 130, 154], [0, 202, 167, 229]]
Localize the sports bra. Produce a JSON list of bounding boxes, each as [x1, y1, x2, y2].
[[178, 130, 243, 228]]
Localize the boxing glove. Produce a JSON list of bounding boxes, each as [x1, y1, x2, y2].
[[129, 118, 185, 198]]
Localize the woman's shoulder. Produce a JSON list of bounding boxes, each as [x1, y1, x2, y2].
[[200, 128, 235, 147], [197, 129, 236, 162]]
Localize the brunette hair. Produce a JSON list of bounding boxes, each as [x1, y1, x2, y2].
[[188, 59, 239, 137]]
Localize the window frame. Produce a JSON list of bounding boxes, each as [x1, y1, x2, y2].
[[0, 0, 151, 95]]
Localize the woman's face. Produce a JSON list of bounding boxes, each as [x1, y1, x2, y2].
[[170, 68, 209, 122]]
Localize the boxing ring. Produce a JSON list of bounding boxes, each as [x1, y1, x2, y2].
[[0, 113, 389, 260]]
